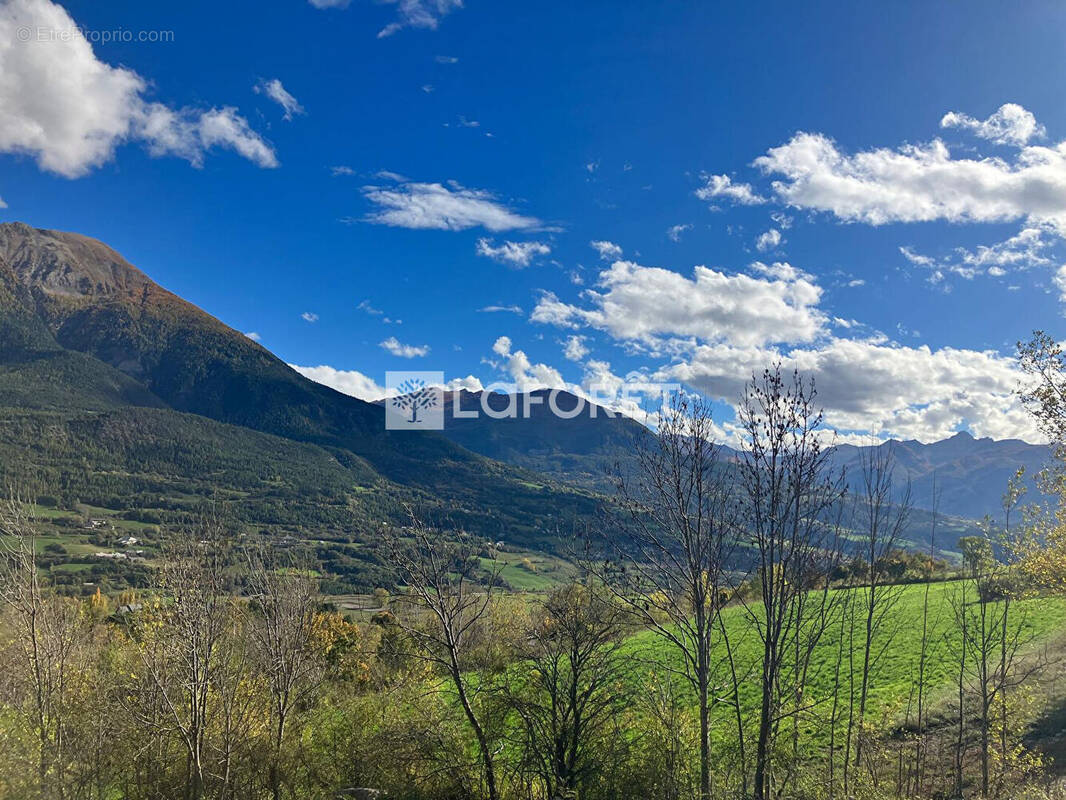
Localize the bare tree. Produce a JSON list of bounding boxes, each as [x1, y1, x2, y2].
[[592, 393, 741, 800], [126, 518, 236, 800], [245, 547, 325, 800], [0, 498, 89, 800], [737, 365, 844, 800], [853, 446, 912, 772], [504, 582, 626, 799], [911, 476, 941, 796], [381, 512, 502, 800]]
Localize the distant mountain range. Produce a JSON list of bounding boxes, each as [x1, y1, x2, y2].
[[831, 433, 1050, 521], [430, 388, 1050, 522], [0, 222, 1051, 579]]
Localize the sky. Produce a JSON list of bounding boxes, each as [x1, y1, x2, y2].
[[3, 0, 1066, 444]]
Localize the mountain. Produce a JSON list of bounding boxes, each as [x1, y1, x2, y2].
[[0, 223, 599, 569], [432, 388, 649, 486], [831, 432, 1051, 521], [427, 390, 1050, 523]]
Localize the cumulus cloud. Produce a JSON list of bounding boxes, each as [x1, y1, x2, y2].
[[663, 337, 1040, 444], [254, 78, 304, 121], [362, 179, 540, 231], [528, 249, 1042, 441], [752, 113, 1066, 235], [488, 335, 566, 391], [301, 312, 319, 322], [563, 335, 589, 361], [377, 0, 463, 37], [695, 173, 767, 206], [380, 336, 430, 358], [531, 260, 826, 348], [291, 364, 387, 401], [755, 228, 782, 252], [245, 331, 262, 342], [475, 238, 551, 266], [590, 240, 622, 259], [0, 0, 276, 177], [941, 103, 1045, 147]]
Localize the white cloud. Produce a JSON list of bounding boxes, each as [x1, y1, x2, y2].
[[563, 335, 589, 361], [664, 337, 1041, 444], [901, 226, 1057, 283], [957, 226, 1054, 270], [667, 224, 692, 242], [899, 246, 937, 268], [752, 116, 1066, 235], [1053, 265, 1066, 303], [695, 173, 767, 206], [475, 238, 551, 266], [0, 196, 7, 209], [293, 364, 481, 400], [377, 0, 463, 38], [445, 375, 484, 393], [308, 0, 350, 7], [357, 299, 383, 315], [771, 211, 793, 229], [489, 335, 565, 391], [362, 179, 540, 231], [532, 260, 825, 348], [941, 103, 1045, 147], [331, 165, 355, 176], [435, 55, 459, 64], [291, 364, 387, 401], [0, 0, 276, 177], [380, 336, 430, 358], [755, 228, 782, 252], [245, 331, 261, 342], [254, 78, 304, 121], [301, 312, 319, 322], [590, 240, 623, 260], [478, 304, 523, 314], [527, 249, 1043, 441]]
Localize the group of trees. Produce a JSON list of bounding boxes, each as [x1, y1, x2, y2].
[[2, 359, 1066, 800]]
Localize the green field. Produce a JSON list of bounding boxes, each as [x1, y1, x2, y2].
[[619, 580, 1066, 751]]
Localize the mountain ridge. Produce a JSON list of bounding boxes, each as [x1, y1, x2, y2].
[[0, 222, 600, 551]]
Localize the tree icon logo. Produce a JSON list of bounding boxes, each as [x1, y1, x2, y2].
[[385, 371, 445, 430], [394, 378, 437, 422]]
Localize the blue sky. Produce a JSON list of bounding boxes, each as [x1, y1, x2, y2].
[[3, 0, 1066, 443]]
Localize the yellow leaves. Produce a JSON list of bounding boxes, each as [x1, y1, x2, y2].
[[310, 610, 360, 657]]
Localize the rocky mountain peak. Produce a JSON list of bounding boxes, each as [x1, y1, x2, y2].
[[0, 222, 153, 301]]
